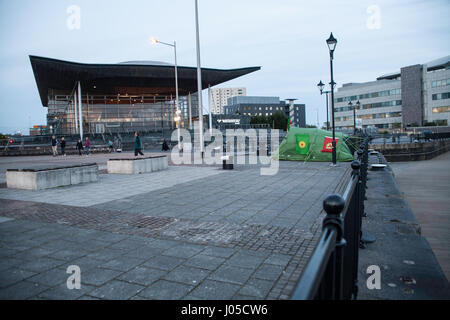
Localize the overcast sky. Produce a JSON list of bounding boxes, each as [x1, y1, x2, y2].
[[0, 0, 449, 134]]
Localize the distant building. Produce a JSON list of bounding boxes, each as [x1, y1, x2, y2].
[[209, 87, 246, 114], [29, 56, 259, 135], [224, 96, 306, 128], [29, 125, 48, 136], [334, 55, 450, 130]]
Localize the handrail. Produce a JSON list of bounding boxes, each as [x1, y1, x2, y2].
[[292, 137, 370, 300], [291, 227, 337, 300]]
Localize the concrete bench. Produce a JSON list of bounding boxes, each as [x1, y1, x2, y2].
[[107, 156, 168, 174], [6, 163, 99, 190]]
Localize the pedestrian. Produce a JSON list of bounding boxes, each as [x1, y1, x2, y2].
[[108, 140, 114, 153], [60, 137, 66, 157], [76, 139, 83, 156], [134, 132, 144, 157], [84, 137, 91, 156], [51, 135, 58, 156], [162, 138, 170, 152]]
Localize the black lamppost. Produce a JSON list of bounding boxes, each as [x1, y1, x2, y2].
[[327, 33, 338, 165], [355, 100, 360, 135], [317, 80, 330, 131], [348, 101, 354, 133]]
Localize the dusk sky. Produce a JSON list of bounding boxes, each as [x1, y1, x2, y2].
[[0, 0, 449, 134]]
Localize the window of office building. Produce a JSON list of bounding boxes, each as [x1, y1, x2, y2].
[[432, 106, 450, 113], [432, 92, 450, 100], [435, 119, 448, 126], [431, 79, 450, 88], [336, 88, 401, 103]]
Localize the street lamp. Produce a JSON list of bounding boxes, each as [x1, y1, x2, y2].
[[151, 36, 180, 148], [326, 32, 338, 165], [195, 0, 204, 158], [348, 101, 354, 134], [355, 100, 360, 135], [317, 80, 331, 131]]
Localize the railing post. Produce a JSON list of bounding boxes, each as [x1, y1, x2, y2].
[[323, 194, 346, 299], [351, 160, 362, 299], [357, 149, 367, 203]]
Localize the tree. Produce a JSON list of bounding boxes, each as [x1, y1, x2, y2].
[[268, 111, 288, 130]]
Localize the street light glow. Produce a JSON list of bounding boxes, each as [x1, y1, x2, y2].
[[151, 37, 159, 45]]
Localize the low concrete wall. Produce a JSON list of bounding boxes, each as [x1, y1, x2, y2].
[[107, 156, 168, 174], [370, 140, 450, 162], [1, 146, 111, 157], [6, 163, 99, 190]]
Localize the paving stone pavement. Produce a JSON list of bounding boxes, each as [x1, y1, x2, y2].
[[0, 161, 351, 300]]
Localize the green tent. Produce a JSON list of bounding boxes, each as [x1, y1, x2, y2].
[[272, 127, 354, 162]]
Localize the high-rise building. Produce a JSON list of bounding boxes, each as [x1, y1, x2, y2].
[[209, 87, 246, 114], [333, 56, 450, 130]]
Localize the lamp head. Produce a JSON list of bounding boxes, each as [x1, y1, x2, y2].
[[317, 80, 325, 93], [326, 33, 337, 52]]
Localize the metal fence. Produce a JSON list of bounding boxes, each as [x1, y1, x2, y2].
[[292, 138, 369, 300]]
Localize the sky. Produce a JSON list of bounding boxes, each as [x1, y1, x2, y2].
[[0, 0, 449, 134]]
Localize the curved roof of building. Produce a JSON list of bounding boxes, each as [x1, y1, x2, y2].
[[118, 61, 173, 66], [29, 56, 260, 106]]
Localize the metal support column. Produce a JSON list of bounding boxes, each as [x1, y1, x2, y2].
[[188, 92, 193, 130], [74, 86, 79, 135], [78, 81, 83, 140]]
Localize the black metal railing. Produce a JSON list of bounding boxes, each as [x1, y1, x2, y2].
[[292, 137, 369, 300]]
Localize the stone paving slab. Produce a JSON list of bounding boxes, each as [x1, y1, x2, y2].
[[0, 166, 223, 207], [0, 161, 352, 300]]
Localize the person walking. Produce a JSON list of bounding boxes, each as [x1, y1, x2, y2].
[[162, 138, 170, 152], [108, 140, 114, 153], [76, 139, 83, 156], [84, 137, 91, 156], [134, 132, 144, 157], [51, 135, 58, 157], [60, 137, 66, 157]]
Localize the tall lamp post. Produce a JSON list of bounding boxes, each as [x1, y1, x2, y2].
[[195, 0, 204, 158], [151, 37, 181, 148], [353, 100, 360, 135], [326, 33, 338, 165], [348, 101, 354, 134], [317, 80, 331, 131]]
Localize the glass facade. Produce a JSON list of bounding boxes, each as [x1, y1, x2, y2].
[[47, 89, 199, 135]]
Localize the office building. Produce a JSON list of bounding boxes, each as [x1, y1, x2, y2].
[[224, 96, 306, 127], [333, 55, 450, 130]]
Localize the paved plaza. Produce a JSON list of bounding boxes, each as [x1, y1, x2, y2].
[[0, 155, 350, 300]]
